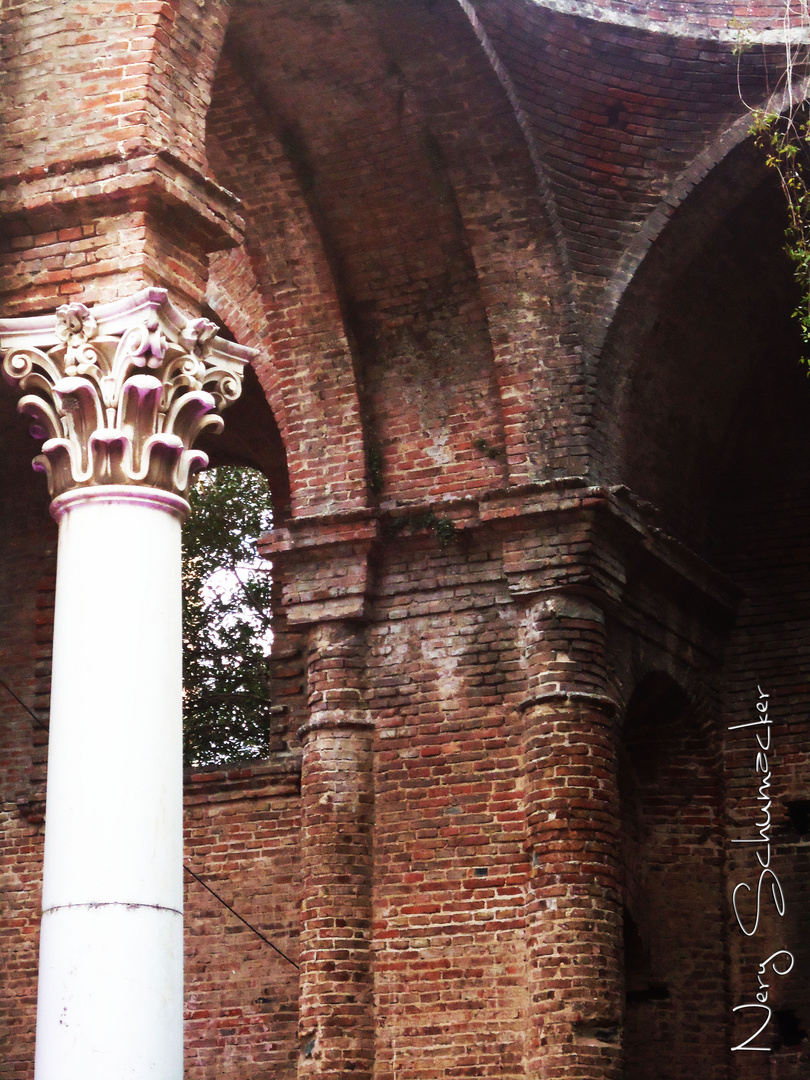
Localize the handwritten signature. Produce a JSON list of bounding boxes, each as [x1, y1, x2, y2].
[[728, 686, 795, 1052]]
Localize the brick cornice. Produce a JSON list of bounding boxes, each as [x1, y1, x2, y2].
[[260, 512, 378, 626], [261, 482, 739, 637], [259, 511, 379, 556], [0, 148, 244, 253], [183, 753, 302, 804], [487, 481, 740, 620], [519, 689, 619, 715], [299, 709, 375, 740]]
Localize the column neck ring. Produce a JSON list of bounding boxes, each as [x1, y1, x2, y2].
[[50, 484, 190, 523], [299, 711, 375, 741], [519, 689, 619, 717]]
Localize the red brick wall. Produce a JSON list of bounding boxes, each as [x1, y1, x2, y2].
[[184, 762, 301, 1080], [0, 0, 229, 176], [2, 1, 810, 1077], [0, 406, 55, 1079], [535, 0, 805, 33], [368, 537, 529, 1078]]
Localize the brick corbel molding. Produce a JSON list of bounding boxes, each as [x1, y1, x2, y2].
[[260, 480, 739, 654], [479, 481, 740, 636], [0, 148, 244, 255], [299, 708, 375, 740], [259, 513, 379, 625], [519, 688, 619, 714]]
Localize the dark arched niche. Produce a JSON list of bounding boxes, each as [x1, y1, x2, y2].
[[0, 380, 56, 824], [619, 673, 726, 1080], [596, 137, 810, 559], [599, 131, 810, 1067]]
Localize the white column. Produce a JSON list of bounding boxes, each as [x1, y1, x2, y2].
[[0, 289, 253, 1079], [35, 486, 186, 1079]]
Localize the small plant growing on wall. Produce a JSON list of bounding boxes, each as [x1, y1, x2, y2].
[[738, 2, 810, 363]]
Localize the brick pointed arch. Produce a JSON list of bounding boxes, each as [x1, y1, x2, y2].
[[598, 79, 810, 354], [206, 0, 592, 503], [205, 55, 369, 518], [619, 672, 726, 1080], [591, 120, 803, 547]]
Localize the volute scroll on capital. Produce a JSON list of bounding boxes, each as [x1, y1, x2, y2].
[[0, 288, 255, 501]]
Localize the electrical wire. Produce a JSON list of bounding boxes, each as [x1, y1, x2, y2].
[[0, 673, 300, 971], [0, 676, 49, 732], [184, 864, 299, 970]]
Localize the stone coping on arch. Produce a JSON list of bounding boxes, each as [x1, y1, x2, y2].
[[526, 0, 807, 41]]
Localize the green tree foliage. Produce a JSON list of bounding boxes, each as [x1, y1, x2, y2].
[[182, 466, 274, 767]]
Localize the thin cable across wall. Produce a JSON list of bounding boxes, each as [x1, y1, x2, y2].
[[183, 864, 299, 969], [0, 676, 48, 732], [0, 675, 299, 971]]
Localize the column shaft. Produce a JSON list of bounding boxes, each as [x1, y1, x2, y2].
[[1, 287, 250, 1078], [521, 595, 622, 1080], [35, 488, 185, 1080], [298, 622, 374, 1080], [524, 700, 622, 1079]]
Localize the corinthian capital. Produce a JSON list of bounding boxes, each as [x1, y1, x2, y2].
[[1, 288, 254, 500]]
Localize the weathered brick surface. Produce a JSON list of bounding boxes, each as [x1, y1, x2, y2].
[[472, 0, 785, 333], [2, 0, 810, 1077], [0, 395, 55, 1080], [205, 55, 369, 517], [0, 0, 229, 176], [366, 537, 529, 1078], [297, 621, 375, 1079], [184, 761, 301, 1080], [535, 0, 806, 34], [0, 197, 235, 315], [0, 1, 242, 312], [521, 597, 622, 1078]]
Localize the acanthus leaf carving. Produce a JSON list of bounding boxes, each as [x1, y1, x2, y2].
[[1, 288, 253, 501]]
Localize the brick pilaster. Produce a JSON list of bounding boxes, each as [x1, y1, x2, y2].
[[298, 619, 374, 1080], [521, 592, 622, 1080]]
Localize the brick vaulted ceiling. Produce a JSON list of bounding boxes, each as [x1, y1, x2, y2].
[[204, 0, 803, 545], [211, 0, 790, 340]]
